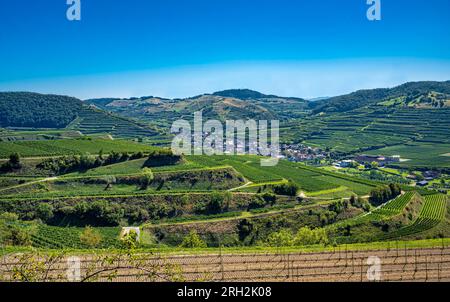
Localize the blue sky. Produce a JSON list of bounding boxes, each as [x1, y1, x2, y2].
[[0, 0, 449, 99]]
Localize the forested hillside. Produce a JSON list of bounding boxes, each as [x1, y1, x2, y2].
[[0, 92, 158, 138], [0, 92, 83, 128]]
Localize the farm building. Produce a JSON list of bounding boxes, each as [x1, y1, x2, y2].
[[355, 154, 401, 165], [417, 181, 429, 187], [333, 160, 356, 168]]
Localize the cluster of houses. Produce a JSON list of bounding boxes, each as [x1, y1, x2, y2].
[[408, 170, 442, 187], [281, 144, 328, 162]]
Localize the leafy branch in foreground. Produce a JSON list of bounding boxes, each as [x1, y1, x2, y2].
[[0, 249, 188, 282]]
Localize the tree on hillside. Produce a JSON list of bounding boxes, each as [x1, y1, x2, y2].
[[0, 153, 22, 172], [369, 183, 402, 206], [36, 203, 54, 222], [371, 161, 379, 169], [104, 175, 117, 191], [139, 168, 154, 190], [273, 181, 299, 197], [9, 153, 21, 166]]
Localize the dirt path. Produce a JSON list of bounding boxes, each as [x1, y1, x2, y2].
[[0, 176, 58, 192], [228, 181, 253, 192]]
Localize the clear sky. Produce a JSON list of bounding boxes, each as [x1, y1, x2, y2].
[[0, 0, 449, 99]]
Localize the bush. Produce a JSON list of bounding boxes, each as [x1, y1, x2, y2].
[[0, 213, 32, 246], [121, 229, 139, 249], [36, 204, 54, 222], [265, 227, 329, 247], [294, 227, 329, 246], [273, 181, 299, 197], [139, 168, 154, 190], [143, 150, 182, 167], [265, 229, 294, 247], [179, 230, 207, 248], [0, 153, 22, 172], [79, 226, 102, 248], [261, 193, 277, 205]]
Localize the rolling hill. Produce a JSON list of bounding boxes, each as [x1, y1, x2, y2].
[[310, 81, 450, 113], [86, 90, 310, 126], [0, 92, 158, 138], [2, 81, 449, 167]]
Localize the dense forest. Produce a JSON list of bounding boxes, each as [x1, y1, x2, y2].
[[0, 92, 83, 128]]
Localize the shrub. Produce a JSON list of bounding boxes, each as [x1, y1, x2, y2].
[[265, 227, 329, 247], [265, 229, 294, 247], [121, 229, 139, 249], [179, 230, 207, 248], [0, 213, 31, 246], [273, 181, 299, 197], [139, 168, 154, 190], [36, 204, 54, 222], [294, 227, 329, 246], [0, 153, 22, 172], [79, 226, 102, 248], [261, 192, 277, 205], [143, 150, 183, 167]]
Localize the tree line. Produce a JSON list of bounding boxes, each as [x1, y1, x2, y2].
[[369, 183, 402, 206]]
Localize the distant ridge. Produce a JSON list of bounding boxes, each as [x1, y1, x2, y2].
[[310, 80, 450, 113], [212, 89, 305, 101], [212, 89, 278, 99]]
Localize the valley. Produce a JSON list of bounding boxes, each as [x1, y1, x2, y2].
[[0, 81, 449, 282]]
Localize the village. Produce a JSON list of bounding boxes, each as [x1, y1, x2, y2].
[[281, 143, 449, 193]]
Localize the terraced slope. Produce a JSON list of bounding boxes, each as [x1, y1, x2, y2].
[[383, 194, 448, 239], [187, 155, 377, 195], [68, 107, 157, 138]]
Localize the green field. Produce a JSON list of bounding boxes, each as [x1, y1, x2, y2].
[[365, 143, 450, 168], [0, 139, 157, 158], [186, 155, 378, 194]]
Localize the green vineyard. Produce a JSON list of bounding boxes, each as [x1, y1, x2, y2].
[[379, 192, 416, 214], [382, 194, 448, 239], [31, 225, 123, 249], [0, 139, 157, 158], [342, 192, 416, 227]]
